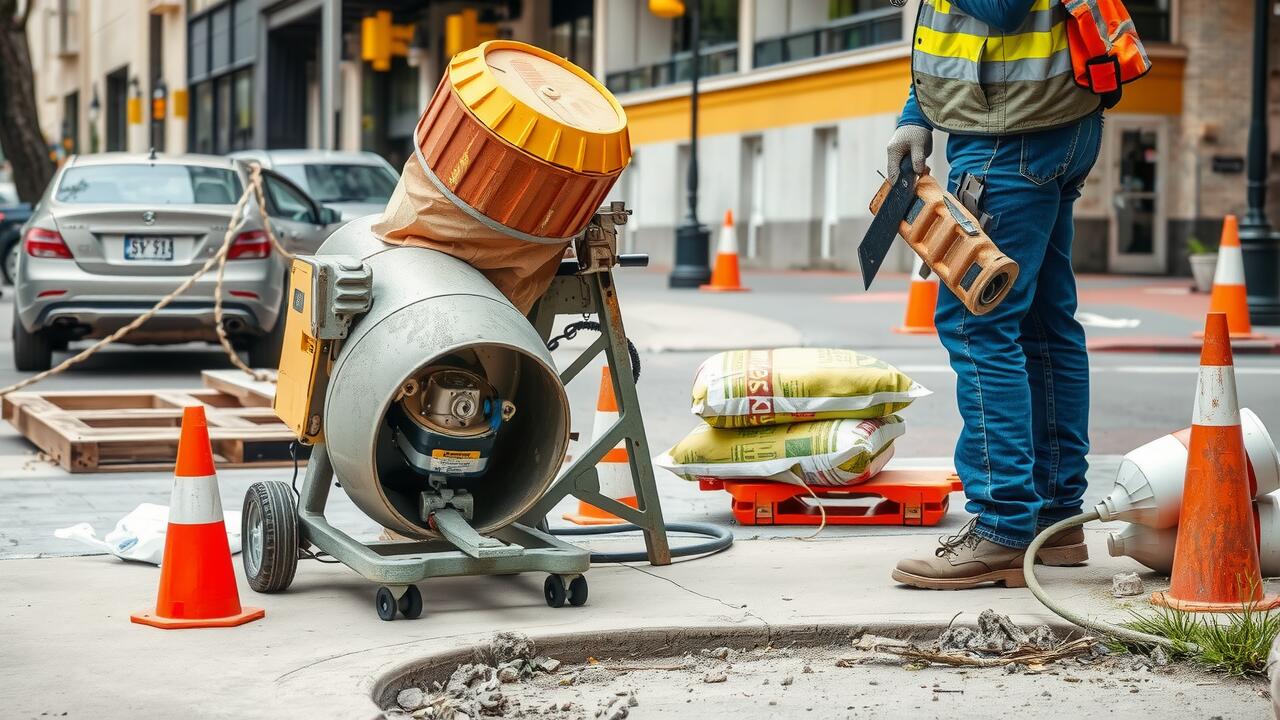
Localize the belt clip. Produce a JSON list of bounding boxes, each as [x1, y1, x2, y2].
[[1085, 55, 1121, 94], [957, 173, 993, 232]]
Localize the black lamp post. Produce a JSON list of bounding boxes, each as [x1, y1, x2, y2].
[[1240, 0, 1279, 325], [668, 0, 711, 288]]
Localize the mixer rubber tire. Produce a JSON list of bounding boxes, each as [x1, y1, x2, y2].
[[568, 575, 588, 607], [544, 575, 567, 608], [398, 585, 424, 620], [376, 587, 398, 621], [242, 481, 299, 593]]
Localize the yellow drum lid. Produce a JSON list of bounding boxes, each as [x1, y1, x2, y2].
[[448, 40, 631, 176]]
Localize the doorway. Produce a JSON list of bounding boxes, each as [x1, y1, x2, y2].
[[105, 66, 129, 152], [265, 12, 319, 149], [1108, 118, 1167, 274]]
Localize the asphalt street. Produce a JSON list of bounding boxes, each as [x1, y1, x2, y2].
[[2, 268, 1279, 557]]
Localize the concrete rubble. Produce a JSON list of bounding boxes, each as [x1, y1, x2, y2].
[[385, 632, 569, 720], [1111, 572, 1145, 597]]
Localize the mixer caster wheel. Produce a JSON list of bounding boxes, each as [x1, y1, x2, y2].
[[242, 481, 299, 593], [398, 585, 424, 620], [375, 586, 399, 621], [544, 575, 567, 608], [568, 575, 588, 607]]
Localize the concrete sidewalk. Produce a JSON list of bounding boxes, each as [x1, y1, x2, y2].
[[1, 519, 1270, 719]]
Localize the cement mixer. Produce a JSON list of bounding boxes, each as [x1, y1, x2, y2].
[[238, 42, 674, 621]]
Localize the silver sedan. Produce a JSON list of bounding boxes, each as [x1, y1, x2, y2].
[[12, 153, 341, 371]]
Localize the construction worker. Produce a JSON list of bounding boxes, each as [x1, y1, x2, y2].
[[889, 0, 1106, 589]]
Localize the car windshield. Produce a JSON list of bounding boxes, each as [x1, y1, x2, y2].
[[275, 163, 397, 204], [54, 164, 243, 205]]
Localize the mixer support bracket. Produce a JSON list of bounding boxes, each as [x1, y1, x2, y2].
[[525, 236, 673, 566]]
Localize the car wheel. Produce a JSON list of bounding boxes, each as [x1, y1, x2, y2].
[[2, 236, 19, 286], [247, 296, 287, 370], [12, 307, 52, 372]]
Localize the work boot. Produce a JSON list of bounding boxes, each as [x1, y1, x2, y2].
[[891, 519, 1027, 590], [1035, 525, 1089, 566]]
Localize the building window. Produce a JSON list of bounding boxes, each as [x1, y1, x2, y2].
[[188, 0, 256, 154], [753, 0, 901, 70], [193, 82, 214, 154], [550, 0, 593, 73], [1126, 0, 1171, 43], [606, 0, 739, 94], [57, 0, 79, 56]]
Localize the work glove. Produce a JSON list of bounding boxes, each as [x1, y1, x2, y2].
[[885, 125, 933, 182]]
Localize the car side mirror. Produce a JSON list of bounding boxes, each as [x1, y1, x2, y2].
[[318, 206, 342, 225]]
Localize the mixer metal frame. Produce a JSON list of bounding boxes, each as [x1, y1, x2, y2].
[[266, 204, 670, 619]]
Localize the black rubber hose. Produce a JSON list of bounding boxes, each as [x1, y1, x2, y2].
[[549, 521, 734, 563]]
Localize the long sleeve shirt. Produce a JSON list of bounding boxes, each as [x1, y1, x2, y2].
[[897, 0, 1040, 129]]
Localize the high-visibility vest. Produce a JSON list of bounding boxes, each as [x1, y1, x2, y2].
[[911, 0, 1101, 136], [1062, 0, 1152, 102]]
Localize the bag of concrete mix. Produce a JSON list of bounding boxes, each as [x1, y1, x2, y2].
[[655, 416, 904, 487], [691, 348, 930, 428]]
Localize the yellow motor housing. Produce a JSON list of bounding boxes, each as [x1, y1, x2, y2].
[[275, 260, 330, 443]]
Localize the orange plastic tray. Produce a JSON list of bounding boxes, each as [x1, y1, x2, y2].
[[698, 469, 962, 527]]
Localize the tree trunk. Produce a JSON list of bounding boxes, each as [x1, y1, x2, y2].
[[0, 2, 56, 204]]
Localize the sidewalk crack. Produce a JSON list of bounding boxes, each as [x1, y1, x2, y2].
[[621, 563, 770, 627]]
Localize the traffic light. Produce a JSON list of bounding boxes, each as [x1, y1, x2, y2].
[[649, 0, 686, 18], [445, 8, 498, 59], [361, 10, 415, 72]]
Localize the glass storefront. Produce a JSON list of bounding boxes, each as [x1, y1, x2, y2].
[[187, 0, 255, 154]]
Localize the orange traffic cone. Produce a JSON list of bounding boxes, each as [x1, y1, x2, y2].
[[132, 406, 265, 629], [1152, 313, 1280, 612], [1199, 215, 1263, 339], [894, 255, 939, 335], [701, 210, 748, 292], [563, 366, 637, 525]]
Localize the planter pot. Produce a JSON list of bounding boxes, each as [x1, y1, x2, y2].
[[1189, 253, 1218, 293]]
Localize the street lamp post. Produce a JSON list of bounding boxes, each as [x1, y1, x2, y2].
[[668, 0, 711, 288], [1240, 0, 1279, 325]]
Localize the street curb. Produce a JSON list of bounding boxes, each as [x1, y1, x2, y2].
[[369, 617, 1092, 714]]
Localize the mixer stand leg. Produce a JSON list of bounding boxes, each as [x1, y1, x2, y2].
[[526, 266, 672, 566]]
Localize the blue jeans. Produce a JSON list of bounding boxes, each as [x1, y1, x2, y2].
[[936, 111, 1103, 549]]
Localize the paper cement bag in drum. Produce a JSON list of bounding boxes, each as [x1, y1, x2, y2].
[[372, 158, 568, 314], [691, 348, 930, 428], [655, 416, 904, 487]]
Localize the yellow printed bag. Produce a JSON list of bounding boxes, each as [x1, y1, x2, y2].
[[654, 416, 904, 487], [691, 348, 929, 428]]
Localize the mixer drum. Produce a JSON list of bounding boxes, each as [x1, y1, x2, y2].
[[318, 217, 571, 540]]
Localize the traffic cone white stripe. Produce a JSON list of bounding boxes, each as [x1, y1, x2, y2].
[[716, 219, 736, 254], [1192, 366, 1241, 427], [1213, 245, 1245, 285], [167, 474, 224, 524]]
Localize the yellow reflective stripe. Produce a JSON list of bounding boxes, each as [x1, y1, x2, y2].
[[930, 0, 1050, 14], [916, 25, 1067, 62], [934, 0, 952, 13], [1031, 0, 1052, 10]]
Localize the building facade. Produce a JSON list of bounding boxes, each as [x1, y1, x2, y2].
[[27, 0, 190, 159], [599, 0, 1280, 276], [22, 0, 1280, 277]]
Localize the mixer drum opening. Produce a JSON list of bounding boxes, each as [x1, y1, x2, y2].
[[372, 346, 568, 536]]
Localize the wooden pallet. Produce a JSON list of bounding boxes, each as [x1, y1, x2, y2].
[[2, 380, 300, 473]]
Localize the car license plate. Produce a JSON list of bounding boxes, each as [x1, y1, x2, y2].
[[124, 236, 174, 261]]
